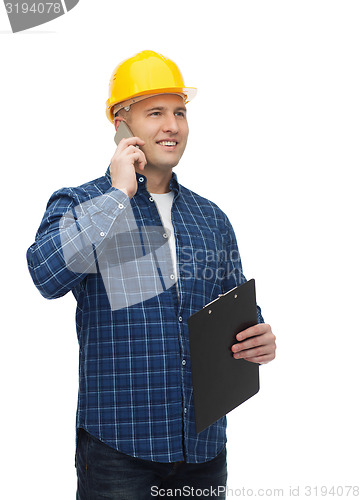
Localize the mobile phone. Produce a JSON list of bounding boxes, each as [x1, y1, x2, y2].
[[114, 121, 134, 145]]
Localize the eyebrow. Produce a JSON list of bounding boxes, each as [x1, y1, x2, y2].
[[144, 106, 187, 113]]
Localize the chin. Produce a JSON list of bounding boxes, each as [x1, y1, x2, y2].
[[156, 159, 180, 170], [146, 153, 182, 171]]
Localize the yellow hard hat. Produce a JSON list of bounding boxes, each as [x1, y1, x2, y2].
[[106, 50, 197, 123]]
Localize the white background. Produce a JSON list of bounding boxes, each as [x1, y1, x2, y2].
[[1, 1, 360, 498]]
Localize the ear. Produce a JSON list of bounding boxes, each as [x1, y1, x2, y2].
[[114, 116, 125, 131]]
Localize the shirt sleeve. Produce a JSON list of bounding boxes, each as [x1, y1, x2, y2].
[[26, 186, 132, 300], [220, 214, 264, 324]]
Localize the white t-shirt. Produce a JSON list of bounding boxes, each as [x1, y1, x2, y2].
[[150, 191, 177, 281]]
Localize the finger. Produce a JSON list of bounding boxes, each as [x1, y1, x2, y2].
[[243, 353, 275, 364], [129, 151, 147, 170], [236, 323, 271, 341], [233, 343, 275, 360], [116, 143, 146, 164], [232, 332, 275, 353], [118, 136, 145, 150], [123, 145, 141, 156], [114, 144, 143, 159]]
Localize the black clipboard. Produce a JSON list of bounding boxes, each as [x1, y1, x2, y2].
[[188, 279, 260, 433]]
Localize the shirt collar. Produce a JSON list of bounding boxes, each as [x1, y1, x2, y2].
[[105, 166, 180, 197]]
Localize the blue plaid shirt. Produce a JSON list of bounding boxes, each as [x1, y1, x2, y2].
[[27, 167, 263, 463]]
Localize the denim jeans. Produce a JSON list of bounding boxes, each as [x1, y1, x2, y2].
[[76, 429, 227, 499]]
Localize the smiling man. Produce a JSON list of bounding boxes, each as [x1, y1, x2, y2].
[[27, 50, 276, 499]]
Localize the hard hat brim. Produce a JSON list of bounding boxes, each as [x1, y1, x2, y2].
[[106, 87, 197, 123]]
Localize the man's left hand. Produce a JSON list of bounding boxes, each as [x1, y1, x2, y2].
[[231, 323, 276, 364]]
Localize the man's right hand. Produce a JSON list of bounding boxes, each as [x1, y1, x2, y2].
[[110, 137, 147, 198]]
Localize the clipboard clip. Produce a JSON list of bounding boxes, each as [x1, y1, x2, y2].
[[202, 286, 240, 310]]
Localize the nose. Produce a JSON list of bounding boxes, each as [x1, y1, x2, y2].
[[162, 113, 179, 134]]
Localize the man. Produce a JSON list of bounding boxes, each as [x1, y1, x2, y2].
[[27, 50, 276, 499]]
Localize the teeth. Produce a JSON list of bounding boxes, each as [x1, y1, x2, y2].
[[158, 141, 177, 146]]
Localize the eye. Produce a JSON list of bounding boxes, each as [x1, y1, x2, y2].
[[175, 111, 185, 117], [150, 111, 161, 116]]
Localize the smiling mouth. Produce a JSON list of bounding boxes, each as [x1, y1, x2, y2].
[[157, 141, 178, 147]]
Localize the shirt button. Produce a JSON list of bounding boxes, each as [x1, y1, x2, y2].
[[118, 203, 124, 209], [100, 231, 105, 237], [179, 316, 183, 322], [184, 408, 187, 414], [139, 177, 144, 182], [149, 196, 154, 202], [182, 359, 186, 366], [170, 274, 175, 280], [162, 233, 168, 239]]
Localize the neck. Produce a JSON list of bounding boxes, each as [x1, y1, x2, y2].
[[137, 166, 173, 194]]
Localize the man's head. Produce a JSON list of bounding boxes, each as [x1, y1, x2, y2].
[[106, 50, 196, 174]]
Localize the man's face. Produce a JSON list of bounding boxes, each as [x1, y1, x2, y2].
[[116, 94, 189, 173]]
